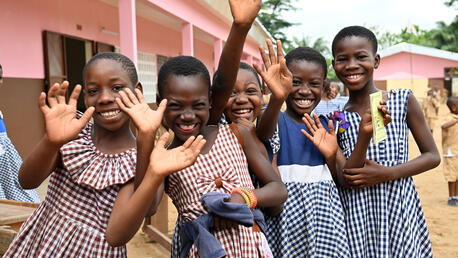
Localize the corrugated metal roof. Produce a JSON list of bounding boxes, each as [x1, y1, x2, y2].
[[379, 42, 458, 61]]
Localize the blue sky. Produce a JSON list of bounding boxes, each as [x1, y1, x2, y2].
[[284, 0, 456, 46]]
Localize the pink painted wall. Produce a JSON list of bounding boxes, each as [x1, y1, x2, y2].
[[0, 0, 119, 78], [374, 52, 458, 80], [1, 0, 262, 79]]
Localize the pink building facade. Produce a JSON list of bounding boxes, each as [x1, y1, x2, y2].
[[0, 0, 271, 157], [374, 43, 458, 99]]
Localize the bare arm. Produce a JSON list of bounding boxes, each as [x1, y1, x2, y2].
[[19, 82, 94, 189], [442, 119, 458, 129], [208, 0, 261, 124], [235, 124, 288, 208], [342, 94, 440, 188], [106, 133, 206, 246], [255, 40, 292, 141]]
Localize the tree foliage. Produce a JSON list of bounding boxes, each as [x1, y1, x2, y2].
[[257, 0, 298, 48]]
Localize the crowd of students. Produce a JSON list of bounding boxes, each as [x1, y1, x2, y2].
[[2, 0, 456, 257]]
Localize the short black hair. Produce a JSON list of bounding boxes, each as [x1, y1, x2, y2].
[[239, 62, 261, 89], [285, 47, 327, 78], [83, 52, 138, 86], [332, 26, 378, 57], [446, 96, 458, 110], [157, 56, 210, 96]]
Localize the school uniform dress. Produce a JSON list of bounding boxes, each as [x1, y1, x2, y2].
[[4, 122, 136, 258], [336, 89, 433, 257], [166, 124, 268, 258], [265, 112, 350, 258], [0, 110, 40, 202], [441, 112, 458, 182]]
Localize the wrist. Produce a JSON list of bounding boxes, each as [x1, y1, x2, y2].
[[232, 21, 253, 32], [43, 135, 64, 150]]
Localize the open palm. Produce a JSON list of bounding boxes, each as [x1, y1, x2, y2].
[[147, 133, 206, 178], [301, 113, 338, 159], [116, 88, 166, 134], [39, 81, 94, 146], [254, 39, 292, 101]]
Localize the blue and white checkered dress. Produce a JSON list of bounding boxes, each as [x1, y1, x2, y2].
[[0, 111, 40, 202], [265, 112, 350, 257], [336, 89, 433, 257]]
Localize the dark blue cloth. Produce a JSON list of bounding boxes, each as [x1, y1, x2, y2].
[[0, 118, 6, 133], [179, 192, 266, 258]]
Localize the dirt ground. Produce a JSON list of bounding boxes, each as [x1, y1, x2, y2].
[[33, 103, 458, 257]]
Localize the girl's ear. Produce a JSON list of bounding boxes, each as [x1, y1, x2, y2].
[[374, 54, 381, 69], [135, 82, 143, 93]]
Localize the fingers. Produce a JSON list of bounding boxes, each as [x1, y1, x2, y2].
[[266, 39, 277, 65], [56, 81, 69, 104], [47, 83, 60, 107], [312, 113, 322, 129], [276, 40, 284, 63], [39, 92, 50, 114], [124, 88, 140, 105], [190, 135, 206, 154], [156, 132, 170, 149], [302, 114, 315, 133], [300, 129, 313, 142], [181, 135, 196, 149], [156, 99, 168, 114], [134, 88, 146, 103], [252, 63, 266, 79], [259, 43, 271, 69], [68, 85, 82, 107], [78, 106, 95, 128], [328, 119, 336, 136], [115, 97, 128, 112]]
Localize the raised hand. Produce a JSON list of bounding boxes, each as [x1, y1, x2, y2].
[[229, 0, 261, 26], [146, 133, 206, 179], [359, 101, 391, 137], [115, 88, 166, 135], [301, 113, 338, 159], [343, 159, 389, 189], [39, 81, 94, 146], [253, 39, 292, 101]]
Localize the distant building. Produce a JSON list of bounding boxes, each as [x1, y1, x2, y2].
[[0, 0, 272, 157], [374, 42, 458, 99]]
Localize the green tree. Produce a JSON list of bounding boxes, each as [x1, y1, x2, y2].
[[257, 0, 298, 48]]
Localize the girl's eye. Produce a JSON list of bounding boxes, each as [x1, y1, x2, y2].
[[167, 103, 180, 109], [194, 103, 207, 109], [246, 89, 258, 94], [358, 55, 368, 60], [336, 58, 347, 62], [309, 82, 321, 88], [113, 85, 125, 92], [87, 88, 98, 95], [292, 80, 301, 86]]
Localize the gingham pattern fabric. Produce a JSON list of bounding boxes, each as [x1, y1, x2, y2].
[[166, 124, 266, 257], [4, 122, 136, 258], [265, 112, 350, 258], [336, 89, 433, 257], [0, 132, 40, 203]]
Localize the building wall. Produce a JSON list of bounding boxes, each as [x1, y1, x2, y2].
[[386, 78, 429, 100], [375, 52, 458, 80]]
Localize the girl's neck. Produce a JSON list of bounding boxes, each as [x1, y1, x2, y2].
[[92, 122, 136, 154], [347, 82, 379, 113], [285, 108, 304, 124]]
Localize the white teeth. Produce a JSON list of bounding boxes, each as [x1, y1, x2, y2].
[[100, 110, 120, 118], [347, 74, 361, 79], [234, 109, 251, 114], [297, 99, 312, 105], [180, 124, 196, 130]]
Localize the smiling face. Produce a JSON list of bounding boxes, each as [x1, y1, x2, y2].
[[285, 60, 325, 122], [84, 58, 138, 132], [332, 36, 380, 92], [160, 74, 210, 144], [223, 68, 262, 123]]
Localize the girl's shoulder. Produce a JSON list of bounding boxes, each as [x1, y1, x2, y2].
[[59, 120, 136, 190]]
